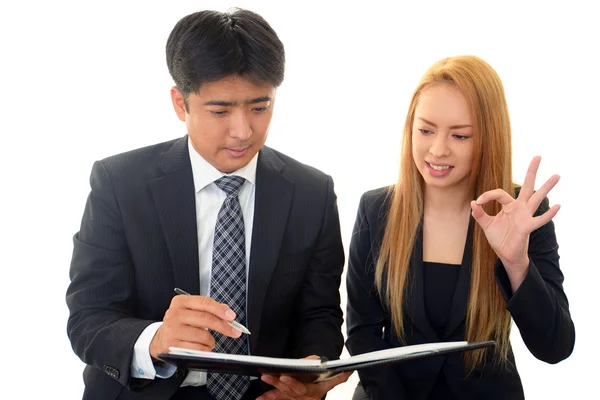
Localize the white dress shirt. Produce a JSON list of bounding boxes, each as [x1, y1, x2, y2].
[[131, 137, 257, 385]]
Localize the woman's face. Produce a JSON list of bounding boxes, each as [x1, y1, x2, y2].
[[412, 84, 475, 192]]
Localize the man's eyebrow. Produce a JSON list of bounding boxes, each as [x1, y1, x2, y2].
[[204, 100, 234, 106], [418, 117, 472, 129], [247, 96, 272, 104], [203, 96, 272, 107]]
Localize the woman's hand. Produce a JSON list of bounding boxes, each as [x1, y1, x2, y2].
[[470, 156, 560, 291]]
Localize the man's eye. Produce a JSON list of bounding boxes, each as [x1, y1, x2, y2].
[[209, 111, 227, 116], [253, 107, 268, 113]]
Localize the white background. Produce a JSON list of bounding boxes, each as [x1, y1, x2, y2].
[[1, 1, 598, 398]]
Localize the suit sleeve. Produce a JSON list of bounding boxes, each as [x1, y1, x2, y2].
[[66, 160, 158, 388], [345, 193, 408, 399], [288, 175, 345, 361], [495, 197, 575, 364]]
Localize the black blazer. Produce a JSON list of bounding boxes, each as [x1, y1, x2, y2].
[[66, 136, 345, 399], [345, 187, 575, 400]]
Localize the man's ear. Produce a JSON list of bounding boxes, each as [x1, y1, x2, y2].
[[171, 86, 187, 122]]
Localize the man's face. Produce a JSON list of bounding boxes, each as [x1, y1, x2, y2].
[[172, 75, 276, 173]]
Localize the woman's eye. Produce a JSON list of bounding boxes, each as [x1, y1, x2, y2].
[[453, 134, 470, 140]]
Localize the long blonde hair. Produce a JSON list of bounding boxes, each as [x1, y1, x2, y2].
[[375, 55, 514, 371]]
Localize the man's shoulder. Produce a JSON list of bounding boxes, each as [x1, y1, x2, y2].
[[97, 136, 185, 175], [261, 146, 330, 182]]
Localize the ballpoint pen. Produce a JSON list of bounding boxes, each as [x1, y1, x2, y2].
[[174, 288, 251, 335]]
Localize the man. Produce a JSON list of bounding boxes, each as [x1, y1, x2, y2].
[[66, 8, 350, 400]]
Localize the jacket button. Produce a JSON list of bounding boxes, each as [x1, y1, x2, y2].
[[103, 365, 120, 380]]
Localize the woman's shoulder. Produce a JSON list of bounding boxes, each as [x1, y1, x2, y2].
[[360, 185, 393, 212], [356, 186, 396, 230]]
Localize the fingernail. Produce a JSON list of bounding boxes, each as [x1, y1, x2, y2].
[[280, 376, 292, 384], [225, 309, 236, 319]]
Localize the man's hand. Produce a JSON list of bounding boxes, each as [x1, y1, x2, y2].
[[150, 294, 242, 360], [258, 355, 353, 400]]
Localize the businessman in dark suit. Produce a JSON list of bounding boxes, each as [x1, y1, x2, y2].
[[66, 9, 349, 400]]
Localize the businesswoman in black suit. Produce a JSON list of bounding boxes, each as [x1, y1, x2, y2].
[[345, 55, 575, 399]]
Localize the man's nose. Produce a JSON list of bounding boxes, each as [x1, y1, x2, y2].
[[229, 111, 252, 141]]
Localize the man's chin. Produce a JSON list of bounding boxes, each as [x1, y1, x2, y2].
[[216, 157, 251, 174]]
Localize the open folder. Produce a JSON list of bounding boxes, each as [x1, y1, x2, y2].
[[158, 340, 495, 382]]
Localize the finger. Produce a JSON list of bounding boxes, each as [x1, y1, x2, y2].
[[475, 189, 515, 206], [261, 375, 294, 396], [302, 355, 321, 360], [314, 371, 353, 395], [172, 294, 237, 321], [164, 308, 242, 338], [528, 174, 560, 214], [519, 156, 541, 200], [470, 201, 493, 230], [530, 204, 560, 231], [165, 325, 216, 350], [323, 371, 353, 389], [169, 340, 213, 352], [279, 376, 308, 396]]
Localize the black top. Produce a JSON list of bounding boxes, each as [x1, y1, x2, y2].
[[423, 261, 461, 336], [423, 261, 460, 400]]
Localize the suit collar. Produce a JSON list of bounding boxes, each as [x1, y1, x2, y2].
[[151, 136, 201, 295]]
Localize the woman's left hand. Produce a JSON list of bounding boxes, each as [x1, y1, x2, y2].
[[470, 156, 560, 285]]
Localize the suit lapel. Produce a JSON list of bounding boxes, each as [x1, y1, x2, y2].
[[247, 147, 293, 351], [149, 136, 200, 295], [407, 224, 440, 342]]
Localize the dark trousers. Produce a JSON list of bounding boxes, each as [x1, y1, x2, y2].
[[171, 380, 265, 400]]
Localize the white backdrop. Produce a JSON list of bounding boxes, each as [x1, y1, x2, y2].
[[1, 1, 598, 398]]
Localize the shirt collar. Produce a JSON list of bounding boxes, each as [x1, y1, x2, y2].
[[188, 136, 258, 193]]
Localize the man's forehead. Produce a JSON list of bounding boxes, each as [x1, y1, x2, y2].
[[197, 75, 275, 98]]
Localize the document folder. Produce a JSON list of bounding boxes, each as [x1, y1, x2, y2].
[[159, 340, 495, 382]]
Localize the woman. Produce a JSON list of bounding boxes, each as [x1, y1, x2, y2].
[[345, 55, 575, 399]]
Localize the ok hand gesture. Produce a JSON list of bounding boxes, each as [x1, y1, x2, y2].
[[470, 156, 560, 290]]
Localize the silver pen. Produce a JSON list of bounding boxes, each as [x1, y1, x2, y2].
[[174, 288, 251, 335]]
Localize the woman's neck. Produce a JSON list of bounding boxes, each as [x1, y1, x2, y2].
[[424, 183, 473, 216]]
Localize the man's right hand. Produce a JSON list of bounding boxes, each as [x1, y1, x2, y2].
[[150, 294, 242, 360]]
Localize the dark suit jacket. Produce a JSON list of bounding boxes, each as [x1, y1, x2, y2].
[[345, 187, 575, 400], [66, 136, 345, 399]]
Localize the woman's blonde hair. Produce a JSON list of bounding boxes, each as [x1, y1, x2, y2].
[[375, 55, 514, 371]]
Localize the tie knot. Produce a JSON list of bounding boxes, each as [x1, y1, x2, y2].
[[214, 175, 245, 197]]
